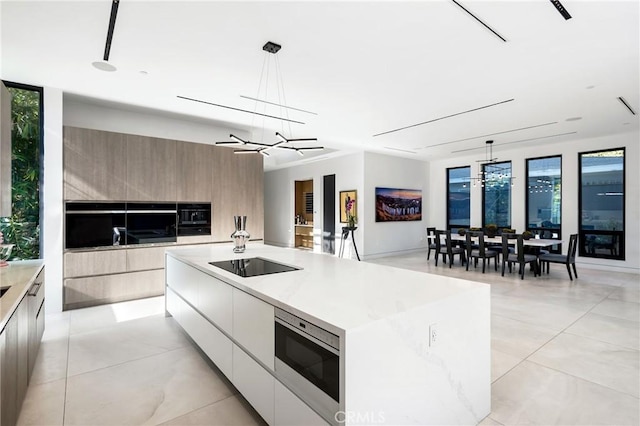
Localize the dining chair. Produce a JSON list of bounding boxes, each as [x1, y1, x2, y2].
[[466, 231, 499, 273], [539, 234, 578, 280], [501, 234, 539, 279], [426, 227, 437, 260], [435, 230, 466, 268]]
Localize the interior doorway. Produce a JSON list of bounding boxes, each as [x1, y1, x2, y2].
[[294, 179, 313, 249]]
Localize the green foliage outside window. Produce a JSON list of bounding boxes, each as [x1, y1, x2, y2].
[[0, 86, 40, 260]]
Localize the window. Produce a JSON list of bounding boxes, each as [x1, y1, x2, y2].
[[482, 161, 512, 228], [447, 166, 470, 232], [0, 82, 43, 260], [579, 148, 625, 260], [526, 156, 562, 252]]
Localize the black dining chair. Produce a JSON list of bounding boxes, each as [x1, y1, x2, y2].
[[539, 234, 578, 280], [501, 234, 539, 279], [426, 227, 437, 260], [466, 231, 499, 273], [435, 230, 466, 268]]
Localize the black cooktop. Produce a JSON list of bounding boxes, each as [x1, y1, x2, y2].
[[209, 257, 301, 278]]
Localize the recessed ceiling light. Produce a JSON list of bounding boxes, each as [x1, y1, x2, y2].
[[565, 117, 582, 121], [139, 70, 148, 75], [586, 85, 595, 89], [92, 61, 117, 72]]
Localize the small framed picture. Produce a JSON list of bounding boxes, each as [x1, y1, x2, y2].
[[339, 190, 357, 223]]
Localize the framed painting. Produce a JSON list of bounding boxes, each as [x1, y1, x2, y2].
[[375, 187, 422, 222], [339, 190, 357, 223]]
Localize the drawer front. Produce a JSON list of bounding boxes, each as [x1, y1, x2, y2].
[[64, 250, 127, 278], [197, 274, 233, 335], [232, 289, 274, 370], [233, 344, 274, 425], [64, 270, 164, 310], [126, 246, 167, 271], [275, 381, 329, 426]]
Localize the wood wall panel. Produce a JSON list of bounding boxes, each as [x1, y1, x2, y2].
[[211, 146, 263, 242], [63, 127, 127, 201], [177, 141, 213, 202], [125, 135, 177, 202]]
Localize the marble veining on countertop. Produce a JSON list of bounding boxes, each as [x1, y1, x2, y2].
[[166, 242, 488, 334]]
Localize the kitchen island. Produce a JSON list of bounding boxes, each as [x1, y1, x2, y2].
[[165, 243, 490, 425]]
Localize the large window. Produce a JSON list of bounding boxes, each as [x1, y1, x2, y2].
[[526, 156, 562, 252], [579, 148, 625, 260], [482, 161, 512, 228], [447, 166, 470, 232], [0, 82, 43, 260]]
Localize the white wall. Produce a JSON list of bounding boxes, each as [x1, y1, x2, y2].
[[264, 152, 431, 260], [362, 152, 430, 258], [264, 153, 364, 259], [43, 87, 64, 313], [428, 131, 640, 273], [63, 98, 250, 143]]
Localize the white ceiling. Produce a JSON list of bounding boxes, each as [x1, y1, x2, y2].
[[2, 1, 638, 170]]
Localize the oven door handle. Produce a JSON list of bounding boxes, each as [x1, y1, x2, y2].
[[275, 317, 340, 356]]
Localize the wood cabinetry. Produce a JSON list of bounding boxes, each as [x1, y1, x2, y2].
[[211, 146, 264, 242], [1, 266, 45, 426], [63, 127, 127, 201], [0, 82, 11, 217], [125, 135, 177, 202], [177, 141, 213, 202], [295, 225, 314, 249]]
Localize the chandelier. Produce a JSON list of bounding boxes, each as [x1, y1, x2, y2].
[[467, 140, 515, 188], [215, 42, 323, 157]]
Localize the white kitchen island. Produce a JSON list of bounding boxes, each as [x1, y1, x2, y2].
[[165, 242, 490, 426]]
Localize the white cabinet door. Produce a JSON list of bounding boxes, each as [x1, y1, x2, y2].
[[275, 381, 329, 426], [232, 289, 274, 370], [186, 302, 233, 380], [233, 344, 274, 425], [165, 287, 181, 322], [197, 274, 232, 335], [166, 257, 198, 304]]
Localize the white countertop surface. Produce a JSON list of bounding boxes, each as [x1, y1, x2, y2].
[[167, 242, 488, 333]]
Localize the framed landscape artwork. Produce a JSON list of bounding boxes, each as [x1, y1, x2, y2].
[[375, 187, 422, 222], [339, 190, 357, 223]]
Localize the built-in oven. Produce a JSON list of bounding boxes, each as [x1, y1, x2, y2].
[[274, 308, 340, 424], [177, 203, 211, 236], [65, 202, 126, 249], [126, 203, 177, 244]]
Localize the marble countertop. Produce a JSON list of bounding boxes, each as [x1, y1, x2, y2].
[[0, 260, 44, 332], [166, 242, 488, 334]]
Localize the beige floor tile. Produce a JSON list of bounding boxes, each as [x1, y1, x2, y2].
[[608, 283, 640, 304], [64, 346, 236, 425], [529, 332, 639, 397], [158, 395, 266, 426], [68, 295, 165, 335], [491, 361, 640, 426], [566, 312, 640, 350], [491, 293, 588, 332], [491, 315, 557, 359], [16, 378, 66, 426], [478, 416, 504, 426], [67, 314, 189, 376], [592, 298, 640, 322], [491, 349, 522, 383], [29, 336, 69, 385]]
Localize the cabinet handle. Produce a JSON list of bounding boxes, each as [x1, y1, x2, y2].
[[28, 282, 42, 297]]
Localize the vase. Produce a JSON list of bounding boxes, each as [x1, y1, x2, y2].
[[230, 216, 250, 253]]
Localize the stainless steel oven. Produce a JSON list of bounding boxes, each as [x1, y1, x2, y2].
[[274, 308, 340, 423], [177, 203, 211, 236], [65, 202, 126, 249]]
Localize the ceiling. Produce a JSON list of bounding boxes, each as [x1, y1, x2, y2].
[[2, 1, 638, 170]]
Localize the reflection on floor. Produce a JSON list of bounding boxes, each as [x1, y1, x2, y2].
[[17, 251, 639, 425]]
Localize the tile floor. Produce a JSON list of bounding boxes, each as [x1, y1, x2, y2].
[[16, 251, 640, 425]]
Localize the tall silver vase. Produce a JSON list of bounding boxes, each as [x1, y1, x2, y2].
[[231, 215, 250, 253]]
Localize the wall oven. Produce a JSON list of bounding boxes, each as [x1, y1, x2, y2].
[[177, 203, 211, 236], [65, 202, 126, 249], [126, 203, 177, 244], [274, 308, 340, 423]]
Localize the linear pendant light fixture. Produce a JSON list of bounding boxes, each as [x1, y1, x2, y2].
[[467, 140, 515, 189], [550, 0, 572, 20], [92, 0, 119, 72], [215, 41, 323, 157], [617, 96, 636, 115]]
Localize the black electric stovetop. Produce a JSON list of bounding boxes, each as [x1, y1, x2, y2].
[[209, 257, 301, 278]]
